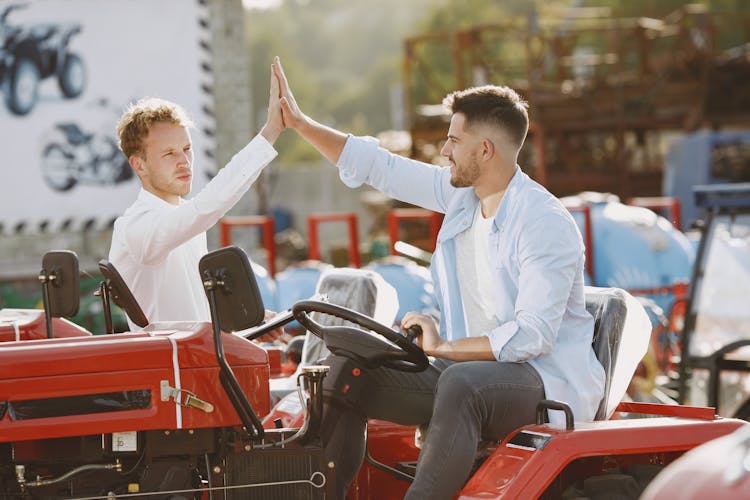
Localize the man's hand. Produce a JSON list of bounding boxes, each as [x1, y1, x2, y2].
[[253, 309, 285, 343], [402, 311, 496, 362], [260, 56, 284, 144], [271, 57, 347, 164], [273, 57, 307, 131], [401, 312, 442, 354]]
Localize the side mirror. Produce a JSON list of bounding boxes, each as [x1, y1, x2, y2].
[[98, 260, 148, 331], [40, 250, 80, 318], [199, 246, 266, 440], [199, 246, 265, 332], [39, 250, 80, 338]]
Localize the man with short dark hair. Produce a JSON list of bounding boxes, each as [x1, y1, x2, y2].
[[273, 59, 604, 499]]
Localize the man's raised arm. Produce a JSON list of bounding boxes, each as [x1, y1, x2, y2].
[[273, 57, 348, 165]]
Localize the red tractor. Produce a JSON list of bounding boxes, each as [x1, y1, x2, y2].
[[0, 246, 746, 499]]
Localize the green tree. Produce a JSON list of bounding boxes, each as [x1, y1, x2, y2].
[[246, 0, 750, 164], [246, 0, 447, 162]]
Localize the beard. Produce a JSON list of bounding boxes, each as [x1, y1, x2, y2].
[[449, 153, 481, 188]]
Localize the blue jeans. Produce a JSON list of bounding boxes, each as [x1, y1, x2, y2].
[[319, 356, 545, 499]]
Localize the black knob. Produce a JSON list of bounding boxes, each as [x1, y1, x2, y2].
[[405, 325, 423, 343]]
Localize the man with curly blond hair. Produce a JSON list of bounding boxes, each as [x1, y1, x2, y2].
[[109, 62, 284, 329]]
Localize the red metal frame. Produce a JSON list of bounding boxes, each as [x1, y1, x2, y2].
[[625, 281, 689, 298], [307, 212, 361, 268], [614, 401, 716, 420], [564, 204, 595, 281], [624, 282, 686, 296], [628, 196, 683, 231], [219, 216, 276, 277], [387, 208, 443, 255]]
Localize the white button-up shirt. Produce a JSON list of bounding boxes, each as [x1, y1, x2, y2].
[[109, 134, 277, 329], [337, 135, 605, 424]]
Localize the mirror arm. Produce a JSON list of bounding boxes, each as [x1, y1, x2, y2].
[[38, 269, 55, 339], [97, 281, 114, 334], [204, 277, 265, 440]]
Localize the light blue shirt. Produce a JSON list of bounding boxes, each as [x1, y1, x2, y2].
[[337, 135, 605, 424]]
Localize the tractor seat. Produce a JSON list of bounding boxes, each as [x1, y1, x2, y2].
[[584, 287, 630, 420], [268, 267, 399, 405], [98, 260, 149, 330]]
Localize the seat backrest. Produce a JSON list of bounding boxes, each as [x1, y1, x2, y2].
[[98, 260, 149, 329], [585, 287, 631, 420], [300, 268, 398, 366]]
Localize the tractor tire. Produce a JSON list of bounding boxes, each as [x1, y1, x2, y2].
[[4, 56, 40, 115], [57, 53, 86, 99], [41, 143, 77, 191]]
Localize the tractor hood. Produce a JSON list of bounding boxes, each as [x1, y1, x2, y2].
[[0, 322, 270, 441]]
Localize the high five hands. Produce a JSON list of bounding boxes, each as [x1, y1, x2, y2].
[[260, 56, 306, 143], [269, 56, 348, 165], [260, 56, 285, 144], [269, 57, 306, 132]]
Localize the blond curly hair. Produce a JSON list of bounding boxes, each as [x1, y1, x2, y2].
[[116, 97, 194, 159]]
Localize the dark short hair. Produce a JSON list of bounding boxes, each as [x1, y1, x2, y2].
[[443, 85, 529, 149]]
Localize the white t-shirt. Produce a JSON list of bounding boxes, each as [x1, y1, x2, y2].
[[109, 134, 277, 330], [455, 204, 500, 337]]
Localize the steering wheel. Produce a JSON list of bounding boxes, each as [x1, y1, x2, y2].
[[292, 299, 429, 372]]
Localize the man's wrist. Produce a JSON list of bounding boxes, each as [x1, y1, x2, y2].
[[294, 114, 314, 136], [260, 123, 282, 144], [424, 338, 447, 356]]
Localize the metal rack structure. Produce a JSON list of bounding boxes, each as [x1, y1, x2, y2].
[[403, 4, 750, 198]]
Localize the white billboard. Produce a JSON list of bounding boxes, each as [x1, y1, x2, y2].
[[0, 0, 214, 233]]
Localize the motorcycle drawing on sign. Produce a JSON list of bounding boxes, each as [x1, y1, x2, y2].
[[0, 3, 86, 115], [41, 98, 133, 191]]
